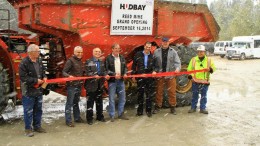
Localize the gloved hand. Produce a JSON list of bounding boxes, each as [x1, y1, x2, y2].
[[209, 67, 213, 74], [188, 75, 192, 80], [42, 89, 50, 95]]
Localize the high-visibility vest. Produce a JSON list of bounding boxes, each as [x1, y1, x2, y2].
[[191, 57, 211, 84]]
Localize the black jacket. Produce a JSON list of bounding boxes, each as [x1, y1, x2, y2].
[[84, 57, 107, 92], [105, 54, 127, 82], [131, 51, 156, 74], [62, 55, 84, 87], [19, 56, 46, 97]]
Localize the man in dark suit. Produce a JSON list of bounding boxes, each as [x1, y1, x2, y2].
[[85, 48, 109, 125], [132, 42, 156, 117]]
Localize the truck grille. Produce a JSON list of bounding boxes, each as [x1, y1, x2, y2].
[[227, 50, 236, 56]]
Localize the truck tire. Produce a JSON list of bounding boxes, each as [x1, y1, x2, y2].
[[0, 63, 10, 113], [175, 45, 196, 107], [227, 56, 232, 60], [220, 55, 225, 58], [240, 53, 246, 60]]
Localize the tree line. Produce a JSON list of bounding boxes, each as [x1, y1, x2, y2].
[[170, 0, 260, 40], [209, 0, 260, 40]]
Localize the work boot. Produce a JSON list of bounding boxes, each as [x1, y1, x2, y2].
[[152, 106, 160, 114], [97, 118, 106, 122], [118, 113, 129, 120], [87, 120, 93, 125], [188, 109, 196, 113], [25, 129, 34, 137], [146, 112, 152, 118], [200, 109, 209, 114], [170, 106, 177, 115], [34, 127, 47, 133], [136, 112, 143, 116]]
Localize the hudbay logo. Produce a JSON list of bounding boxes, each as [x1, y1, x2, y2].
[[120, 4, 146, 10]]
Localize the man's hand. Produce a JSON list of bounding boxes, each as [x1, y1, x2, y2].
[[37, 79, 44, 85], [105, 75, 110, 80], [115, 73, 121, 79], [209, 67, 213, 73], [123, 74, 127, 79], [68, 75, 74, 78], [94, 75, 101, 79]]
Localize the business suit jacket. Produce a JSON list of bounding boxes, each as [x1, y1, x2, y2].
[[84, 57, 107, 92]]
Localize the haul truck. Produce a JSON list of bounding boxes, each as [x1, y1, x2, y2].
[[0, 0, 220, 113]]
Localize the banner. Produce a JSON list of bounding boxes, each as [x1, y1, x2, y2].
[[110, 0, 154, 35]]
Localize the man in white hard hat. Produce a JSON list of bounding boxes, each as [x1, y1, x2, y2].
[[187, 45, 216, 114]]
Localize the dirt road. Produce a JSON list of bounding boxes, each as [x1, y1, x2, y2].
[[0, 56, 259, 146]]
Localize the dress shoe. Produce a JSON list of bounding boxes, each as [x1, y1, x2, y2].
[[146, 112, 152, 117], [97, 118, 106, 122], [87, 120, 93, 125], [118, 113, 129, 120]]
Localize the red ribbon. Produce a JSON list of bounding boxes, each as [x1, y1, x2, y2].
[[43, 69, 208, 84]]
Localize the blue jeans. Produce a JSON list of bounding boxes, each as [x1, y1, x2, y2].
[[191, 82, 209, 110], [108, 80, 126, 118], [22, 95, 43, 130], [65, 86, 81, 124]]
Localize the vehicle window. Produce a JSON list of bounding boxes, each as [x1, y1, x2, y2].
[[254, 40, 260, 48], [215, 42, 219, 47], [229, 42, 232, 47], [234, 42, 247, 48], [219, 42, 224, 47]]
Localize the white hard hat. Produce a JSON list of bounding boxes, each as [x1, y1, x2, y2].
[[197, 45, 206, 51]]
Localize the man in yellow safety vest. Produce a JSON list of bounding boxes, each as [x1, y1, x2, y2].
[[187, 45, 216, 114]]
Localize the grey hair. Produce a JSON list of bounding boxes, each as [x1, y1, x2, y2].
[[27, 44, 39, 52], [74, 46, 83, 52]]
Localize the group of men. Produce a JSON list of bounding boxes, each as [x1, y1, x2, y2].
[[19, 37, 216, 137]]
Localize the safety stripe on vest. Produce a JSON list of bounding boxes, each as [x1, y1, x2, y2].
[[191, 57, 211, 84]]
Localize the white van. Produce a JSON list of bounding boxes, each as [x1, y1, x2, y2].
[[226, 36, 260, 60], [214, 41, 232, 58]]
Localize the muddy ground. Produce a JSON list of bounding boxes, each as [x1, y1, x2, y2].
[[0, 56, 259, 146]]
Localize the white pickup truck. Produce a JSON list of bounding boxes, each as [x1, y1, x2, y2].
[[226, 36, 260, 60]]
